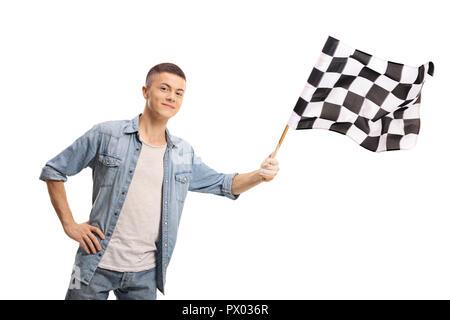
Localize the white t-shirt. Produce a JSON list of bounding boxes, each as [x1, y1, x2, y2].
[[98, 139, 167, 272]]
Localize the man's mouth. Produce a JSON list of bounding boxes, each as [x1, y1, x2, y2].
[[162, 103, 175, 109]]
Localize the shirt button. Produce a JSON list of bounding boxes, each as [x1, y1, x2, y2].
[[165, 179, 168, 183], [122, 192, 125, 195], [106, 161, 110, 165], [164, 243, 167, 247], [107, 233, 111, 237], [184, 177, 187, 182], [114, 212, 118, 216], [129, 170, 133, 174], [164, 201, 168, 204], [164, 264, 167, 267], [136, 148, 140, 151], [98, 253, 102, 257], [164, 221, 168, 225]]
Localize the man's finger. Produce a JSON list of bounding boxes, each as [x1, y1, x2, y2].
[[80, 240, 90, 254], [260, 168, 278, 176], [90, 226, 106, 240], [87, 231, 102, 251], [263, 164, 279, 171], [266, 158, 278, 165], [82, 234, 96, 254]]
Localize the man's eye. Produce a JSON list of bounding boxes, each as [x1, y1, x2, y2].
[[161, 87, 167, 91], [177, 92, 183, 96]]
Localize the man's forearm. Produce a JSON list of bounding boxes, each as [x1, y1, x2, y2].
[[231, 170, 263, 195], [45, 180, 76, 228]]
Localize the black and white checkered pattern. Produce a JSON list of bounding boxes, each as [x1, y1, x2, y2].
[[287, 36, 434, 152]]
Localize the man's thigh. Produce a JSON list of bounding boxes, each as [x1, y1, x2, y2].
[[65, 267, 117, 300]]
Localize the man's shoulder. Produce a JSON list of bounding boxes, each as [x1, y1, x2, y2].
[[92, 119, 130, 137], [169, 134, 194, 153]]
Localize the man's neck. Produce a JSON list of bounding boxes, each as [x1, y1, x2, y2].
[[138, 110, 167, 146]]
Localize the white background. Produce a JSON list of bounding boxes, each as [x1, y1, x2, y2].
[[0, 0, 448, 299]]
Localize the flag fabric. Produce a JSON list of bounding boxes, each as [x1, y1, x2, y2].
[[287, 36, 434, 152]]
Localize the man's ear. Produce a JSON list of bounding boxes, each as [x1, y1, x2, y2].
[[142, 86, 149, 99]]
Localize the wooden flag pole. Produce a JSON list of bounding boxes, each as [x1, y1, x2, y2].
[[271, 125, 289, 158]]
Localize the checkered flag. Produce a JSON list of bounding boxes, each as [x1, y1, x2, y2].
[[287, 36, 434, 152]]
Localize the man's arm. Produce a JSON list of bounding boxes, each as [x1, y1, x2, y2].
[[40, 124, 105, 254], [188, 148, 279, 198], [46, 180, 76, 228], [230, 170, 263, 195], [45, 180, 105, 255], [187, 147, 240, 200], [39, 124, 100, 182], [231, 153, 280, 195]]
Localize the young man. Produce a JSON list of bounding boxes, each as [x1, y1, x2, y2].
[[39, 63, 280, 300]]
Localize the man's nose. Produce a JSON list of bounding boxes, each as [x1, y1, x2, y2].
[[166, 92, 176, 102]]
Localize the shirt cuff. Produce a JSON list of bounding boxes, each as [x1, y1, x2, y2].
[[222, 172, 240, 200], [39, 165, 68, 182]]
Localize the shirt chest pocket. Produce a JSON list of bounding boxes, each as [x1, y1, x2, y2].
[[97, 153, 122, 187], [174, 171, 191, 202]]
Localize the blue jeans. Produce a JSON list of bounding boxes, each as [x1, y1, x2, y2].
[[65, 266, 157, 300]]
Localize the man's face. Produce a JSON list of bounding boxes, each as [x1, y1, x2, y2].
[[142, 72, 186, 119]]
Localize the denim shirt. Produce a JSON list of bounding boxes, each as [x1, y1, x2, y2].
[[39, 113, 240, 295]]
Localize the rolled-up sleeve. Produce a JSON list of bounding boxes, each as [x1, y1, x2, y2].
[[39, 165, 69, 182], [188, 147, 240, 200], [39, 124, 100, 182], [222, 172, 240, 200]]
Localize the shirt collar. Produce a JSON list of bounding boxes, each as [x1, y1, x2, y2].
[[123, 113, 176, 149]]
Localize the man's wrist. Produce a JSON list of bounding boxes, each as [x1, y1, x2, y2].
[[256, 169, 265, 183], [61, 215, 76, 229]]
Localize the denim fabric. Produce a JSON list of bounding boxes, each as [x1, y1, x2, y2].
[[65, 267, 157, 300], [40, 113, 240, 295]]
